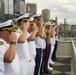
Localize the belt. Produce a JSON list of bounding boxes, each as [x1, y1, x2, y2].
[[20, 59, 31, 62], [29, 59, 31, 62], [36, 48, 43, 51], [36, 48, 43, 50]]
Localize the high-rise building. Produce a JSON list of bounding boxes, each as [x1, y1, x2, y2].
[[55, 16, 58, 26], [0, 0, 5, 21], [26, 3, 37, 15], [42, 9, 50, 22], [0, 0, 26, 21], [4, 0, 14, 20], [5, 0, 14, 15], [14, 0, 26, 15], [64, 18, 68, 37]]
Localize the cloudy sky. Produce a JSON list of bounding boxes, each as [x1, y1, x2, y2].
[[26, 0, 76, 24]]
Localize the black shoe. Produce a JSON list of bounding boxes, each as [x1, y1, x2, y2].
[[44, 70, 50, 74], [52, 58, 58, 61], [44, 72, 50, 74], [44, 71, 52, 74], [49, 64, 53, 67]]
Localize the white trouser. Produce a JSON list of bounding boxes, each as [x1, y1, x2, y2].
[[19, 59, 30, 75], [5, 54, 20, 75], [48, 44, 54, 65], [28, 58, 35, 75]]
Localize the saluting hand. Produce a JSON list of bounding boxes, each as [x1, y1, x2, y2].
[[31, 23, 37, 32], [22, 22, 30, 31], [34, 18, 44, 28], [9, 32, 17, 42]]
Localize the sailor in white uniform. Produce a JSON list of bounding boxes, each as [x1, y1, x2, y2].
[[0, 42, 5, 75], [44, 22, 53, 73], [33, 15, 46, 75], [0, 20, 20, 75], [16, 13, 31, 75], [52, 27, 58, 60], [48, 25, 56, 65], [27, 17, 37, 75]]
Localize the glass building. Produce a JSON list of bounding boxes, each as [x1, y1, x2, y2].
[[26, 3, 37, 15], [0, 0, 5, 22], [0, 0, 26, 21]]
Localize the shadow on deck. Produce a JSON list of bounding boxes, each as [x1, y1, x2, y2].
[[44, 58, 71, 75]]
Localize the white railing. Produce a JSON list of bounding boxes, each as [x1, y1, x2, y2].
[[71, 39, 76, 75], [56, 38, 76, 75], [56, 38, 72, 58]]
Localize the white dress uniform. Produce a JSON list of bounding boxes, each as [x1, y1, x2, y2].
[[35, 27, 43, 49], [55, 35, 58, 41], [0, 39, 6, 75], [28, 33, 36, 75], [48, 31, 56, 64], [49, 38, 54, 60], [16, 29, 31, 75], [0, 38, 20, 75], [42, 39, 46, 49], [35, 36, 43, 75]]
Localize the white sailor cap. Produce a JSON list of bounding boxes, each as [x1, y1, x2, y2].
[[52, 22, 56, 25], [0, 20, 18, 32], [30, 17, 34, 21], [52, 23, 57, 28], [33, 14, 42, 20], [16, 13, 30, 22], [30, 17, 35, 25], [33, 14, 41, 17], [45, 22, 52, 26]]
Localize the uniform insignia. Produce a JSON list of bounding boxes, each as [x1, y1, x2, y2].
[[11, 22, 15, 26], [0, 41, 3, 45], [16, 29, 21, 33]]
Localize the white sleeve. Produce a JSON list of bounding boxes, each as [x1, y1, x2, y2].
[[15, 29, 22, 43], [0, 45, 7, 60], [15, 32, 21, 43], [0, 45, 6, 74]]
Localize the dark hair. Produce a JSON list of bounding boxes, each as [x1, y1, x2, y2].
[[56, 27, 57, 29], [52, 25, 55, 28], [17, 20, 22, 26]]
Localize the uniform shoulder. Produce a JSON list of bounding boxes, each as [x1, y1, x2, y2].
[[16, 29, 22, 33], [0, 41, 3, 45]]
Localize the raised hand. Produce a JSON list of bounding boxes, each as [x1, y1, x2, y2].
[[9, 32, 17, 42], [34, 18, 44, 28], [22, 22, 30, 31], [31, 23, 37, 32]]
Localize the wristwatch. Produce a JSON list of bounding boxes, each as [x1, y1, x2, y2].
[[10, 42, 16, 45]]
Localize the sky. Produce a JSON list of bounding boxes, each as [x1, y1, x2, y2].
[[25, 0, 76, 25]]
